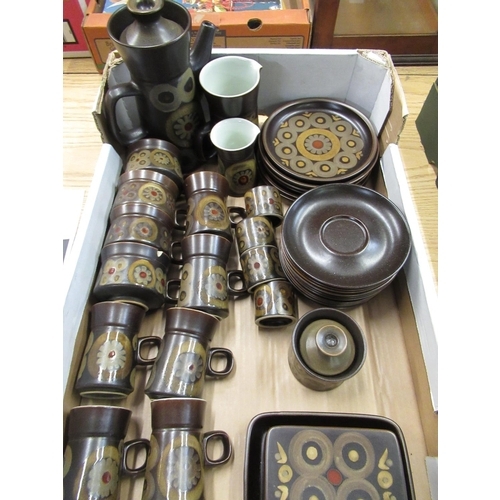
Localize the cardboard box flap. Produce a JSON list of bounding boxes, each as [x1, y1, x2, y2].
[[62, 144, 122, 395], [380, 144, 438, 412]]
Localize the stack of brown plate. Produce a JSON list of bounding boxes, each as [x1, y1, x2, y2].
[[280, 184, 412, 308], [257, 98, 380, 201]]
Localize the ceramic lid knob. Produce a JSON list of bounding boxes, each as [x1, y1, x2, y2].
[[119, 0, 184, 47], [299, 319, 356, 376]]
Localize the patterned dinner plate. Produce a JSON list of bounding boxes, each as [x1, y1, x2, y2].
[[261, 98, 378, 183]]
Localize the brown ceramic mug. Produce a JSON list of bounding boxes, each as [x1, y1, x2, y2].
[[253, 279, 298, 328], [105, 202, 176, 254], [124, 138, 184, 189], [141, 397, 232, 500], [64, 405, 149, 500], [141, 307, 234, 399], [93, 241, 171, 311], [165, 233, 246, 318], [74, 301, 154, 399], [175, 170, 233, 241], [234, 215, 276, 254], [243, 184, 284, 226], [238, 244, 286, 292], [112, 169, 180, 222]]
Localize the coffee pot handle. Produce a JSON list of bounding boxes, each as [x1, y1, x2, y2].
[[104, 81, 149, 146]]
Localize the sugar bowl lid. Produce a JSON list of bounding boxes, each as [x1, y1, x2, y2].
[[299, 319, 356, 376]]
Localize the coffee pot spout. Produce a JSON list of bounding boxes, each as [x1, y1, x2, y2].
[[190, 20, 218, 75]]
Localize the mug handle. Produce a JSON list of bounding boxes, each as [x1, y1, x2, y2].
[[202, 431, 233, 467], [104, 82, 148, 146], [169, 240, 183, 266], [227, 270, 248, 297], [122, 438, 150, 475], [206, 348, 234, 379], [136, 336, 162, 366], [165, 279, 180, 303], [174, 207, 187, 230], [228, 206, 247, 227]]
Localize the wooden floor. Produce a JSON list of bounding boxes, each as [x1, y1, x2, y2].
[[63, 57, 438, 286]]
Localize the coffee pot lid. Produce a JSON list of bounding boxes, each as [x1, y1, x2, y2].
[[119, 0, 184, 47]]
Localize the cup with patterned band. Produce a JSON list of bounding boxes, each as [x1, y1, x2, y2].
[[105, 202, 176, 254], [175, 170, 232, 241], [124, 138, 184, 189], [234, 215, 276, 254], [244, 184, 284, 226], [164, 233, 246, 318], [238, 244, 286, 292], [74, 301, 154, 399], [64, 405, 149, 500], [93, 241, 171, 311], [141, 307, 234, 399], [112, 169, 180, 223], [253, 279, 298, 328], [141, 397, 232, 500]]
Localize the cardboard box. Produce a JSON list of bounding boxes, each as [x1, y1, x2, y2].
[[83, 0, 312, 72], [63, 0, 91, 57], [64, 49, 438, 499]]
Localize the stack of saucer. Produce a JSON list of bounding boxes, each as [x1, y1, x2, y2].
[[257, 98, 379, 201], [279, 183, 412, 308]]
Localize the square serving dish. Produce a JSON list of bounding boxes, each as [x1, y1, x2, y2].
[[246, 412, 416, 500]]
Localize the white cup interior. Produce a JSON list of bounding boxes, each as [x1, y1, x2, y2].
[[210, 118, 260, 151], [200, 56, 261, 97]]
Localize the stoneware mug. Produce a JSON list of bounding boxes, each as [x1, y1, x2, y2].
[[253, 279, 298, 328], [112, 169, 180, 223], [124, 137, 184, 189], [93, 241, 171, 311], [175, 170, 233, 241], [105, 201, 176, 254], [63, 405, 149, 500], [141, 397, 232, 500], [243, 184, 284, 226], [234, 215, 276, 254], [165, 233, 246, 318], [209, 117, 261, 197], [141, 307, 234, 399], [238, 244, 286, 292], [74, 301, 153, 399]]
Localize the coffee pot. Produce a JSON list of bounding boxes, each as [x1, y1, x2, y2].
[[104, 0, 217, 171]]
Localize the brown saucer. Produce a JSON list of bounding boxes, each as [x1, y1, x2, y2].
[[281, 184, 411, 292]]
